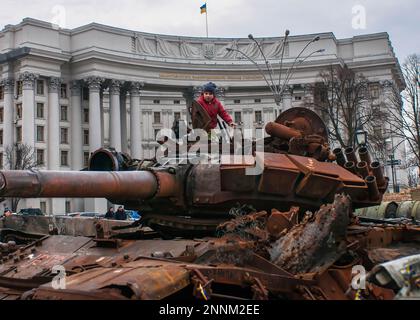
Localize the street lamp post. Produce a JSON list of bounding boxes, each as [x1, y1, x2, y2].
[[385, 138, 401, 193], [226, 30, 324, 108]]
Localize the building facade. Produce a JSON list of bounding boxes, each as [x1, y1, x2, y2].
[[0, 18, 407, 214]]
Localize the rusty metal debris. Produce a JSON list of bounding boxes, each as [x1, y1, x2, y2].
[[0, 106, 418, 300], [0, 193, 419, 300]]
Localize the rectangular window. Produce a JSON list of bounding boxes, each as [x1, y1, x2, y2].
[[255, 111, 262, 123], [372, 105, 381, 117], [60, 127, 68, 144], [370, 85, 380, 99], [36, 149, 45, 166], [294, 96, 302, 101], [153, 99, 160, 104], [60, 83, 67, 99], [173, 100, 180, 104], [234, 99, 241, 104], [83, 152, 90, 167], [0, 129, 3, 145], [82, 87, 89, 100], [36, 126, 44, 142], [174, 112, 181, 121], [16, 81, 23, 96], [0, 153, 3, 169], [154, 129, 160, 138], [36, 103, 44, 118], [16, 127, 22, 143], [40, 201, 47, 213], [0, 108, 3, 123], [0, 85, 4, 100], [83, 130, 89, 145], [16, 103, 22, 119], [254, 98, 261, 103], [154, 112, 161, 124], [234, 111, 242, 124], [61, 150, 69, 166], [60, 105, 68, 121], [65, 201, 71, 213], [373, 125, 382, 138], [36, 80, 44, 95], [83, 109, 89, 123]]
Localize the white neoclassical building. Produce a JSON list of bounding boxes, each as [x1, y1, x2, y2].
[[0, 18, 407, 215]]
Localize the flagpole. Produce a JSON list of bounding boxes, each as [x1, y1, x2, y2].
[[205, 4, 209, 38]]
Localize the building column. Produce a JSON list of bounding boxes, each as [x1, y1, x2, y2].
[[85, 77, 103, 152], [48, 77, 61, 169], [130, 82, 143, 159], [2, 78, 14, 166], [303, 84, 313, 107], [1, 78, 14, 210], [162, 109, 172, 129], [70, 81, 83, 170], [243, 108, 253, 130], [85, 77, 107, 214], [216, 87, 227, 104], [19, 72, 38, 147], [109, 80, 123, 151], [70, 80, 84, 212], [120, 87, 128, 154], [263, 107, 274, 124], [48, 77, 65, 214], [183, 86, 202, 126], [19, 72, 39, 209], [282, 85, 292, 111]]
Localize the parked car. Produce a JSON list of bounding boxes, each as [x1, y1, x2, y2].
[[125, 210, 140, 221], [17, 208, 44, 216], [66, 212, 104, 218], [79, 212, 105, 218]]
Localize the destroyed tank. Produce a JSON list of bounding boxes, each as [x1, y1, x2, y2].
[[0, 106, 419, 301], [0, 107, 388, 238]]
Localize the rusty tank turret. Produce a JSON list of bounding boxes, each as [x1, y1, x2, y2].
[[0, 107, 388, 238]]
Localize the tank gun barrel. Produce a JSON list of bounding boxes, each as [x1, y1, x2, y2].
[[0, 170, 177, 200]]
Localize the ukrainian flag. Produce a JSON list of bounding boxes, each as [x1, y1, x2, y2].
[[200, 3, 207, 14]]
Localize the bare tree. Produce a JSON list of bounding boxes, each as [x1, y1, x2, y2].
[[384, 54, 420, 182], [307, 64, 376, 149], [3, 143, 38, 211]]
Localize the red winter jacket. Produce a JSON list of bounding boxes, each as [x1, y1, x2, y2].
[[196, 95, 233, 130]]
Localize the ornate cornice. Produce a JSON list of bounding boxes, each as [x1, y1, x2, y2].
[[303, 83, 313, 93], [48, 77, 61, 93], [216, 87, 228, 99], [109, 80, 124, 95], [1, 78, 14, 93], [129, 81, 144, 96], [380, 80, 394, 89], [283, 85, 293, 96], [85, 76, 104, 92], [19, 72, 39, 89]]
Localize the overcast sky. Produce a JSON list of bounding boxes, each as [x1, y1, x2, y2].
[[1, 0, 418, 62]]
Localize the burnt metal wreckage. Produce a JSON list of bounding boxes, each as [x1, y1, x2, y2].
[[0, 106, 419, 300]]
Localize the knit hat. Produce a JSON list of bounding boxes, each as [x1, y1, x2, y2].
[[202, 82, 217, 94]]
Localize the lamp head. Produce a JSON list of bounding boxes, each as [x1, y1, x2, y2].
[[313, 36, 320, 42], [248, 34, 254, 40], [285, 29, 290, 36], [355, 129, 367, 146]]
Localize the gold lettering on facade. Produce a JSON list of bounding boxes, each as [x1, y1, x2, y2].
[[159, 73, 263, 81]]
